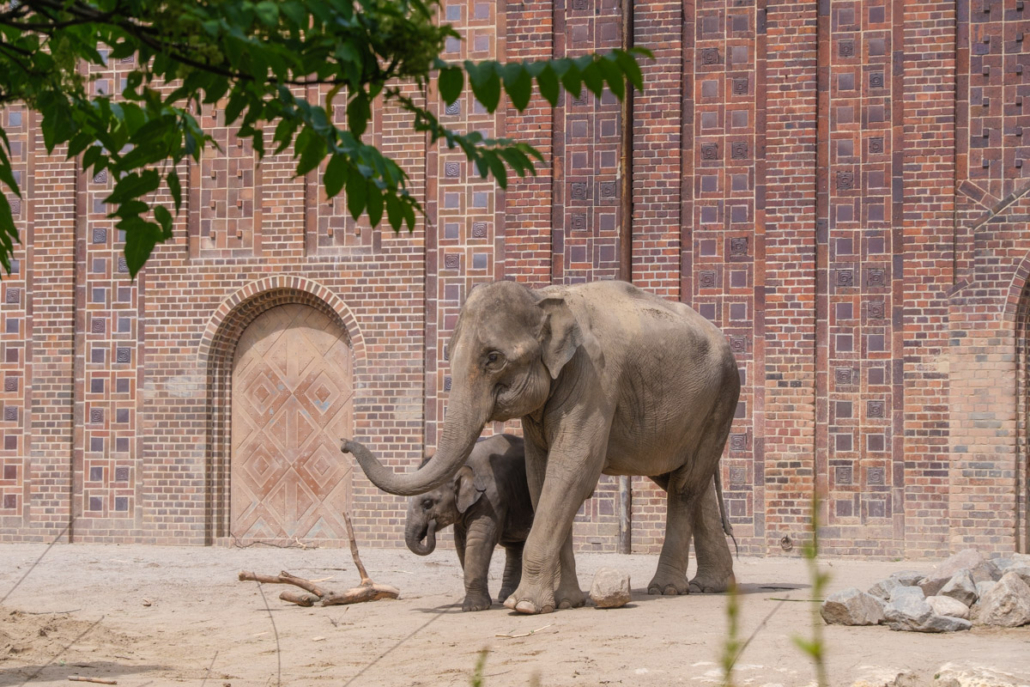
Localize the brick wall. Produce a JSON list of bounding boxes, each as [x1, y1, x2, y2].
[[2, 0, 1028, 558]]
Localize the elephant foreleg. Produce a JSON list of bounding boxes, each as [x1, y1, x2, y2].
[[506, 415, 608, 614], [454, 524, 467, 570], [461, 516, 499, 611], [499, 542, 523, 604]]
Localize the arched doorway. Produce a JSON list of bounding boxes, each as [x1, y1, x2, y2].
[[230, 303, 354, 542], [1017, 283, 1030, 553]]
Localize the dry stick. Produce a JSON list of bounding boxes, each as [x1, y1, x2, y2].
[[68, 678, 117, 685], [279, 590, 320, 607], [237, 510, 397, 608], [320, 511, 399, 606], [237, 571, 328, 598], [341, 511, 371, 584]]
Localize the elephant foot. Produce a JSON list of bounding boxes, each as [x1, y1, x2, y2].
[[556, 585, 586, 610], [502, 584, 555, 615], [647, 571, 689, 596], [498, 588, 515, 605], [689, 570, 735, 594], [462, 591, 494, 612]]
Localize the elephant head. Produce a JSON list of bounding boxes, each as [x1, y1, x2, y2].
[[349, 281, 598, 496], [404, 462, 486, 555]]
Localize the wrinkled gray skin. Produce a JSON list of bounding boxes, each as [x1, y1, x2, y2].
[[353, 434, 530, 611], [344, 280, 739, 615]]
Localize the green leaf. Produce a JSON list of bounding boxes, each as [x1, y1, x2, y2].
[[402, 199, 417, 232], [366, 180, 383, 226], [559, 67, 583, 103], [346, 168, 366, 220], [465, 61, 501, 113], [347, 92, 371, 138], [536, 65, 560, 106], [385, 192, 402, 230], [123, 219, 163, 279], [106, 170, 161, 205], [0, 160, 21, 199], [281, 1, 308, 26], [167, 170, 182, 213], [297, 128, 327, 176], [597, 56, 624, 101], [324, 155, 349, 198], [581, 62, 605, 98], [439, 66, 464, 106], [153, 205, 173, 239], [613, 49, 644, 91], [502, 63, 532, 111], [254, 1, 280, 27], [484, 151, 508, 189]]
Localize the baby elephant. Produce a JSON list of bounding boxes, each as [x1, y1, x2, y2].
[[408, 434, 532, 611]]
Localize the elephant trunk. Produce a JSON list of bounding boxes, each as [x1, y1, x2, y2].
[[406, 519, 437, 556], [345, 395, 489, 496]]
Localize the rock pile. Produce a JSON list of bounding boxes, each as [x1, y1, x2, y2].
[[821, 550, 1030, 633]]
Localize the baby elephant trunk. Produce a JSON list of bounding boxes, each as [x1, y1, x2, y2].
[[405, 519, 437, 556]]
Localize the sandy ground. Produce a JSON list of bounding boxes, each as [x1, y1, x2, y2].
[[1, 543, 1029, 687]]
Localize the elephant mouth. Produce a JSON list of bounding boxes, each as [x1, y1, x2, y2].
[[408, 519, 437, 556]]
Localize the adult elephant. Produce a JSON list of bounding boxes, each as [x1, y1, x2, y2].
[[344, 280, 740, 615]]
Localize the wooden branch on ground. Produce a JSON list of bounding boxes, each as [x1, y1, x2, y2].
[[237, 510, 399, 607], [237, 570, 328, 598]]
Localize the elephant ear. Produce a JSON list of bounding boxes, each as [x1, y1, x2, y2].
[[537, 296, 603, 379], [455, 465, 484, 514]]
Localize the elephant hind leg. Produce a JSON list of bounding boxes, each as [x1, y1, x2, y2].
[[689, 478, 735, 593], [647, 466, 695, 595]]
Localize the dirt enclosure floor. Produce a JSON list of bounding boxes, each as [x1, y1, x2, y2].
[[1, 543, 1029, 687]]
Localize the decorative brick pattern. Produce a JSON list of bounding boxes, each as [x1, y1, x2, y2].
[[304, 86, 377, 255], [2, 0, 1029, 559], [0, 105, 28, 522], [816, 0, 905, 557], [189, 106, 262, 257], [68, 55, 144, 532]]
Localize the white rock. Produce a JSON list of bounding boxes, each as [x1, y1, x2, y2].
[[975, 580, 996, 599], [934, 662, 1023, 687], [867, 577, 900, 601], [821, 588, 885, 626], [1006, 564, 1030, 587], [926, 595, 970, 620], [939, 569, 977, 607], [589, 567, 631, 609], [972, 571, 1030, 627], [889, 571, 924, 587], [885, 586, 970, 632], [884, 586, 932, 631], [920, 549, 998, 597]]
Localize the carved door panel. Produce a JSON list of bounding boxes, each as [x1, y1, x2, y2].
[[231, 304, 354, 542]]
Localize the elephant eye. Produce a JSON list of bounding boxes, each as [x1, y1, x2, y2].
[[485, 351, 505, 370], [421, 499, 432, 510]]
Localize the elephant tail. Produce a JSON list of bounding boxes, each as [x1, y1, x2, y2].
[[714, 466, 739, 558]]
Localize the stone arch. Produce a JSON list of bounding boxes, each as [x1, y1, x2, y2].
[[199, 276, 366, 544]]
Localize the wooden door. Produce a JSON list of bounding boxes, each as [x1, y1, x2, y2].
[[231, 304, 354, 542]]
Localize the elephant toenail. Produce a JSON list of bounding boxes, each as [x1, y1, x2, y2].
[[515, 601, 537, 614]]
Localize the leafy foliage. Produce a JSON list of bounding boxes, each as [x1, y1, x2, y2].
[[0, 0, 650, 277]]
